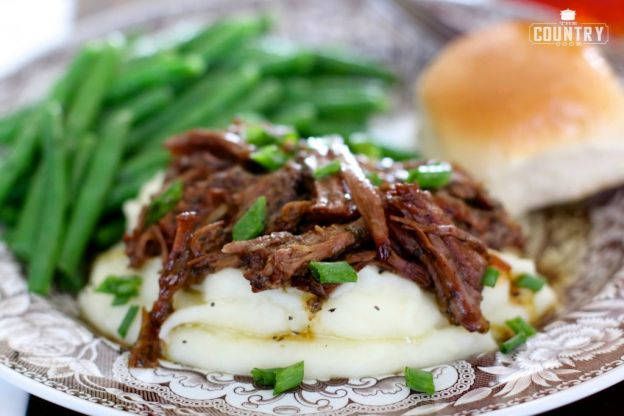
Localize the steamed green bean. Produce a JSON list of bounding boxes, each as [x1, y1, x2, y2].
[[59, 111, 131, 278], [27, 103, 66, 295], [0, 112, 41, 206]]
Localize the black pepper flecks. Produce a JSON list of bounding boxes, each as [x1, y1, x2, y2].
[[374, 305, 380, 311], [210, 302, 215, 307], [182, 340, 187, 344], [329, 308, 336, 313], [288, 316, 293, 320]]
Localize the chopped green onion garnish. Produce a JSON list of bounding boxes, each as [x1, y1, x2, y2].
[[379, 145, 421, 161], [144, 179, 184, 226], [367, 172, 382, 186], [309, 261, 358, 284], [500, 332, 527, 353], [516, 273, 546, 292], [251, 367, 279, 387], [274, 361, 304, 395], [118, 305, 140, 338], [406, 161, 452, 189], [232, 196, 266, 241], [96, 275, 142, 306], [349, 139, 382, 159], [252, 361, 304, 395], [245, 124, 276, 146], [481, 266, 500, 288], [281, 132, 299, 147], [245, 124, 297, 147], [313, 160, 341, 179], [250, 144, 289, 171], [505, 316, 537, 337], [404, 367, 435, 394]]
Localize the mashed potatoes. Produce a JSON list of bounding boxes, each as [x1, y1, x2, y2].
[[79, 245, 555, 378], [78, 175, 556, 378]]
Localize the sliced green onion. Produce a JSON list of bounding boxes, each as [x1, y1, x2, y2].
[[232, 196, 267, 241], [404, 367, 435, 394], [313, 160, 341, 179], [349, 139, 382, 159], [500, 332, 527, 353], [366, 172, 382, 186], [274, 361, 304, 395], [251, 361, 304, 395], [245, 123, 297, 147], [505, 316, 537, 337], [309, 261, 358, 284], [250, 144, 289, 171], [251, 367, 278, 387], [96, 275, 142, 306], [245, 123, 277, 146], [144, 179, 184, 226], [481, 266, 500, 288], [516, 273, 546, 292], [118, 305, 140, 339], [406, 161, 452, 189], [379, 144, 421, 161]]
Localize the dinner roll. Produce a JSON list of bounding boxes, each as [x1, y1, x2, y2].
[[418, 21, 624, 216]]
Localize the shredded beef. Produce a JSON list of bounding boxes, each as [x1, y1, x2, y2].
[[330, 140, 391, 260], [384, 183, 490, 333], [233, 163, 303, 233], [302, 139, 358, 221], [130, 212, 200, 367], [222, 219, 368, 291], [432, 168, 524, 250], [124, 125, 525, 367]]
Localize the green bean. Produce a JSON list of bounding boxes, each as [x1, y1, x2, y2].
[[66, 41, 122, 138], [282, 79, 389, 118], [105, 168, 159, 214], [233, 78, 283, 113], [0, 111, 41, 206], [184, 17, 271, 62], [0, 205, 19, 228], [311, 50, 396, 81], [273, 103, 317, 133], [106, 54, 204, 102], [172, 65, 260, 133], [126, 77, 223, 151], [9, 166, 45, 261], [257, 51, 314, 76], [118, 147, 170, 182], [93, 219, 125, 248], [0, 107, 34, 145], [224, 44, 315, 77], [70, 133, 96, 196], [128, 65, 259, 151], [27, 103, 67, 295], [50, 43, 102, 107], [206, 78, 283, 128], [59, 111, 131, 278], [177, 20, 231, 54], [108, 86, 174, 124]]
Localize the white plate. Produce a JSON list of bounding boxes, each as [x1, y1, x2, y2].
[[1, 0, 623, 414]]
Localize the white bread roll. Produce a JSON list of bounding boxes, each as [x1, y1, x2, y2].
[[418, 21, 624, 216]]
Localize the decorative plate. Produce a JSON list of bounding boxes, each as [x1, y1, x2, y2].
[[1, 1, 624, 415]]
